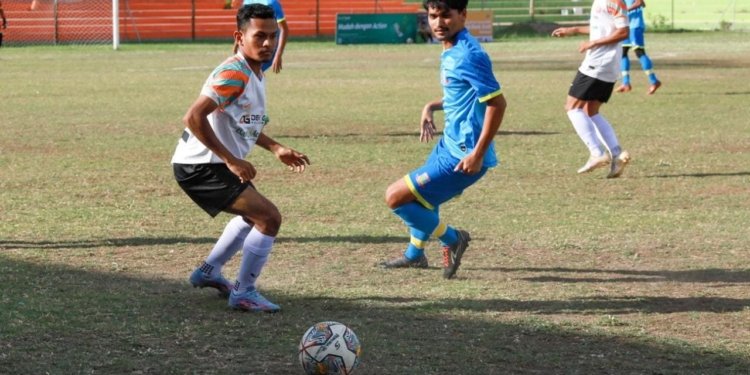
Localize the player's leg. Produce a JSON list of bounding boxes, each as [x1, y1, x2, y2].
[[632, 28, 661, 94], [381, 178, 437, 268], [585, 102, 631, 178], [174, 163, 251, 297], [382, 150, 481, 278], [190, 215, 252, 298], [224, 187, 282, 312], [635, 49, 661, 94], [616, 46, 632, 93], [565, 73, 609, 173]]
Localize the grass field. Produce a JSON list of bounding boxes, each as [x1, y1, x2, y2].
[[1, 32, 750, 374]]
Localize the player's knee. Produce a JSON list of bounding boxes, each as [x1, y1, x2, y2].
[[385, 182, 409, 210], [385, 187, 399, 209], [635, 48, 646, 58], [622, 46, 630, 55], [250, 207, 282, 235]]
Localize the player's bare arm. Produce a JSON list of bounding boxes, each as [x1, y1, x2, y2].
[[183, 95, 258, 181], [551, 25, 590, 38], [271, 20, 289, 74], [579, 26, 629, 52], [420, 97, 443, 143], [454, 94, 506, 175], [256, 133, 310, 173]]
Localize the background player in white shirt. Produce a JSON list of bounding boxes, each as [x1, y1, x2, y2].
[[552, 0, 632, 178], [172, 4, 309, 312]]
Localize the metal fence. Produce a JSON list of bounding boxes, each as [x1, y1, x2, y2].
[[474, 0, 750, 30]]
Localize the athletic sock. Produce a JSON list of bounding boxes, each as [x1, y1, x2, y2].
[[204, 216, 252, 276], [394, 202, 441, 258], [638, 54, 659, 85], [432, 221, 458, 247], [590, 114, 622, 157], [404, 228, 428, 260], [567, 109, 605, 157], [236, 227, 275, 292], [621, 56, 631, 85]]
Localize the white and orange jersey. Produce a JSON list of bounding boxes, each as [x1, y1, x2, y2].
[[172, 53, 269, 165], [579, 0, 629, 82]]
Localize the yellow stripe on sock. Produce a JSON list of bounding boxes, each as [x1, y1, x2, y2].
[[403, 175, 434, 210], [410, 236, 427, 249], [432, 222, 447, 238]]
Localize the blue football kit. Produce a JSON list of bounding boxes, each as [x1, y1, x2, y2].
[[406, 28, 502, 210]]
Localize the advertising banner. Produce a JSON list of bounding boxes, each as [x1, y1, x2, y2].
[[336, 13, 418, 44], [467, 10, 494, 42]]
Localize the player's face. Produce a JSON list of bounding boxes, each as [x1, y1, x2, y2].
[[235, 18, 278, 65], [426, 5, 466, 43]]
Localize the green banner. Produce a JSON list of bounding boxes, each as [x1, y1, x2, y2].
[[336, 13, 417, 44]]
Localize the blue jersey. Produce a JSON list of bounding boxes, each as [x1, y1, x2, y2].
[[244, 0, 285, 22], [624, 0, 644, 29], [440, 28, 502, 168]]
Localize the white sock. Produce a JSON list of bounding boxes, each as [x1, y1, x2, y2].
[[567, 109, 605, 157], [236, 227, 275, 293], [590, 114, 622, 156], [204, 216, 252, 276]]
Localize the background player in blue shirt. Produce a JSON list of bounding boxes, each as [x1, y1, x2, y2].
[[380, 0, 507, 279], [616, 0, 662, 94]]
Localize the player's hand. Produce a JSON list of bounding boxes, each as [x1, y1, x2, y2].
[[454, 152, 483, 175], [227, 157, 257, 183], [420, 109, 437, 143], [276, 147, 310, 173], [272, 56, 282, 74], [578, 40, 593, 53], [551, 27, 569, 37]]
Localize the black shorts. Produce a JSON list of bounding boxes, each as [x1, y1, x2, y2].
[[568, 71, 615, 103], [173, 163, 253, 217]]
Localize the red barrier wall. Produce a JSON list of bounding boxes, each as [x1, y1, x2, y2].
[[1, 0, 420, 45]]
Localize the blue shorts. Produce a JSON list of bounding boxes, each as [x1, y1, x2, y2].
[[624, 27, 645, 49], [405, 142, 488, 210]]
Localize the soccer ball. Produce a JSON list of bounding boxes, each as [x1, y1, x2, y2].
[[298, 321, 362, 375]]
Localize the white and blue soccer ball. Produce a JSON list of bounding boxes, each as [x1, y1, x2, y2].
[[298, 321, 362, 375]]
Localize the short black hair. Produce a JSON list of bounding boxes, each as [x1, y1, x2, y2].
[[423, 0, 468, 12], [236, 3, 276, 31]]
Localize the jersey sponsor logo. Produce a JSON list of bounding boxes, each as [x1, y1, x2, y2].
[[232, 125, 261, 140], [416, 172, 431, 187], [441, 69, 450, 85], [240, 114, 266, 124]]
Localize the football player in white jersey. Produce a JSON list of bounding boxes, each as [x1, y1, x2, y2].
[[552, 0, 632, 178], [171, 4, 309, 312]]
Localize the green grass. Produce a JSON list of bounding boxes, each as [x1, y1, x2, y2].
[[1, 32, 750, 374]]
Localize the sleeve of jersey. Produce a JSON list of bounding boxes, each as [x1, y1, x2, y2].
[[273, 1, 286, 22], [201, 67, 248, 110], [459, 52, 502, 103], [609, 0, 629, 28]]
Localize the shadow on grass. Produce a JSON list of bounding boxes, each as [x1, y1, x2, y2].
[[277, 130, 560, 139], [646, 171, 750, 178], [1, 257, 747, 374], [0, 235, 405, 250], [492, 266, 750, 284]]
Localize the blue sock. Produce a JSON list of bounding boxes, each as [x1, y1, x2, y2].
[[621, 55, 631, 85], [394, 202, 439, 259], [433, 222, 458, 247], [404, 228, 428, 260], [638, 54, 659, 85]]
